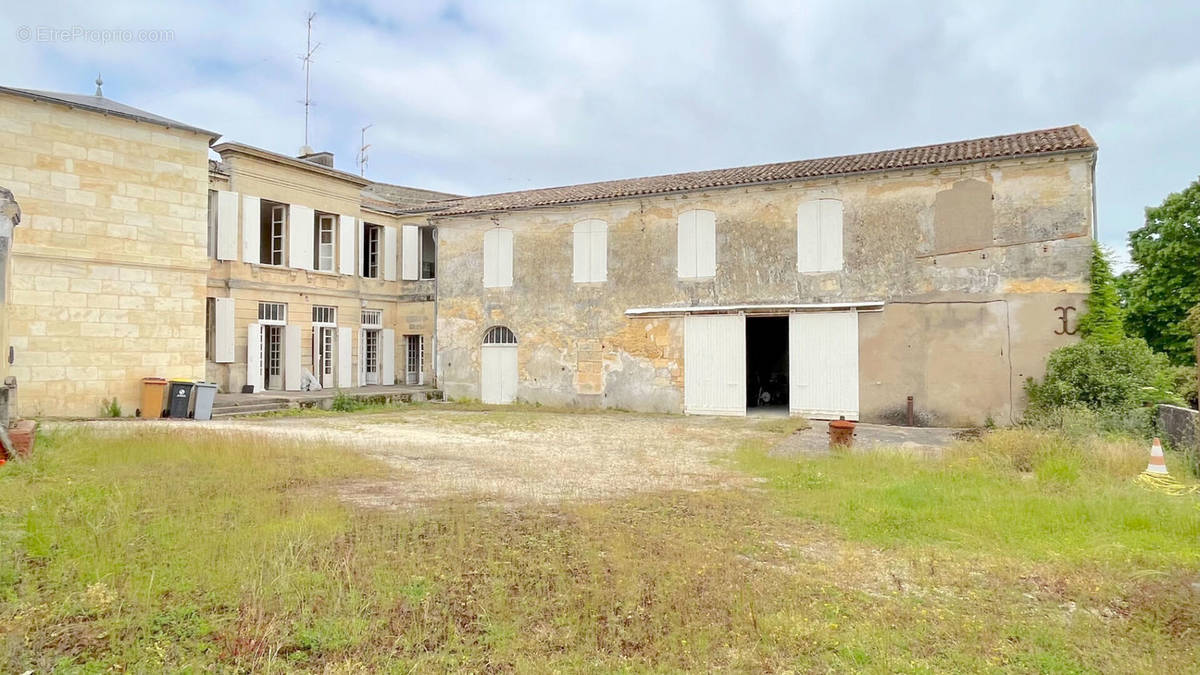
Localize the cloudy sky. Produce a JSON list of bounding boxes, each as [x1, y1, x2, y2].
[[2, 1, 1198, 267]]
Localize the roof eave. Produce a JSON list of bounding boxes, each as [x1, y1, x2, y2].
[[0, 86, 221, 140], [212, 141, 373, 187], [426, 145, 1098, 220]]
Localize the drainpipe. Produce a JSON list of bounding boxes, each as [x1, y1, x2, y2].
[[1090, 152, 1098, 241], [429, 218, 439, 389]]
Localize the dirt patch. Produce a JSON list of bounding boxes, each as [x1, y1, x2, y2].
[[65, 409, 768, 507], [770, 421, 964, 459]]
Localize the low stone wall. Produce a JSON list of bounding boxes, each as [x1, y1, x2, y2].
[[1157, 404, 1199, 477], [1157, 404, 1197, 450]]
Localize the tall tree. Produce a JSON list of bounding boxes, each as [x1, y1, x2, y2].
[[1078, 242, 1125, 343], [1124, 178, 1200, 364]]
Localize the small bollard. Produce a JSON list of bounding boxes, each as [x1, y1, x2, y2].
[[828, 416, 856, 449]]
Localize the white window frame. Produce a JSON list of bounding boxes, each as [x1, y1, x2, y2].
[[483, 325, 518, 345], [420, 226, 436, 280], [263, 202, 287, 266], [361, 309, 383, 328], [572, 219, 608, 283], [258, 301, 287, 326], [362, 223, 381, 279], [312, 305, 337, 326], [316, 214, 336, 272]]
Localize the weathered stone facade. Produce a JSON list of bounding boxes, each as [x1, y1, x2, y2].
[[432, 149, 1094, 426]]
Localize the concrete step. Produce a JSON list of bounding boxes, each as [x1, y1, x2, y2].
[[210, 401, 289, 418]]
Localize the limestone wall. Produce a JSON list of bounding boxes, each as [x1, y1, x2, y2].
[[0, 92, 211, 417], [434, 152, 1094, 424]]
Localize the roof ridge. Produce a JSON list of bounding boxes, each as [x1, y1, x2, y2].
[[422, 125, 1096, 217]]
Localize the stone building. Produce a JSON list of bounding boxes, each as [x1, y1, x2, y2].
[[427, 127, 1096, 426], [0, 80, 1096, 425], [0, 84, 217, 417], [203, 143, 451, 396], [0, 84, 451, 417]]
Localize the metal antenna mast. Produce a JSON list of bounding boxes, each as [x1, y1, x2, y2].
[[356, 124, 373, 176], [299, 12, 321, 149]]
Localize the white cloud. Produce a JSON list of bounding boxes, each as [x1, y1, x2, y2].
[[2, 0, 1199, 263]]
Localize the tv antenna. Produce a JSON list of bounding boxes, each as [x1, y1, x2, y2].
[[298, 12, 321, 150], [356, 124, 373, 176]]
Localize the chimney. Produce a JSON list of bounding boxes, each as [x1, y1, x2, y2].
[[299, 149, 334, 169]]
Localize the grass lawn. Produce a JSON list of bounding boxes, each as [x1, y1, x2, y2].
[[0, 418, 1197, 672]]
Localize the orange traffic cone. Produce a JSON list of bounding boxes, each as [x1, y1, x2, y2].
[[1145, 437, 1169, 475]]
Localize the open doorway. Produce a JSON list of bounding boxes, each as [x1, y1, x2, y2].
[[746, 316, 788, 413]]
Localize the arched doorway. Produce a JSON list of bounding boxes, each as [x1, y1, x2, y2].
[[481, 326, 518, 404]]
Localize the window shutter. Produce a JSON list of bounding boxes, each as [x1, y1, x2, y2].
[[215, 190, 239, 261], [289, 204, 315, 270], [677, 211, 697, 278], [401, 225, 419, 280], [339, 216, 356, 275], [382, 226, 398, 281], [695, 210, 716, 277], [381, 329, 396, 385], [337, 326, 353, 387], [796, 201, 820, 273], [356, 329, 365, 387], [483, 229, 497, 287], [572, 221, 589, 283], [213, 297, 235, 363], [241, 195, 260, 263], [590, 220, 607, 282], [246, 323, 263, 392], [283, 324, 302, 391], [818, 199, 844, 271], [484, 228, 513, 288], [498, 228, 513, 287]]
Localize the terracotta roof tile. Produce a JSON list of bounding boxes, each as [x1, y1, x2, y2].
[[422, 125, 1095, 217]]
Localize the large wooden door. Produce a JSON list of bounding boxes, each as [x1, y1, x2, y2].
[[789, 312, 859, 419], [684, 314, 746, 416]]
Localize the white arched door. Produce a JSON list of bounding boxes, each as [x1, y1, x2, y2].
[[481, 326, 518, 404]]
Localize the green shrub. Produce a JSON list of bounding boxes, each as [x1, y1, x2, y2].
[[100, 397, 122, 418], [1024, 338, 1179, 436], [1077, 242, 1125, 344], [331, 391, 365, 413], [1026, 338, 1175, 409]]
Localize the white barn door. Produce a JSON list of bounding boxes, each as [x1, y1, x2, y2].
[[789, 312, 859, 419], [684, 314, 746, 416], [481, 346, 517, 404], [480, 326, 518, 404]]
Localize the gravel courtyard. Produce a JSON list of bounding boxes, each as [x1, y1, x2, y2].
[[81, 407, 794, 507]]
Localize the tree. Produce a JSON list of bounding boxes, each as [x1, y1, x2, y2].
[[1124, 178, 1200, 364], [1077, 242, 1124, 343]]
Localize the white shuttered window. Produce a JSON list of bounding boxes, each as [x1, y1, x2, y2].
[[572, 219, 607, 283], [483, 228, 513, 288], [677, 209, 716, 279], [796, 199, 844, 273]]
